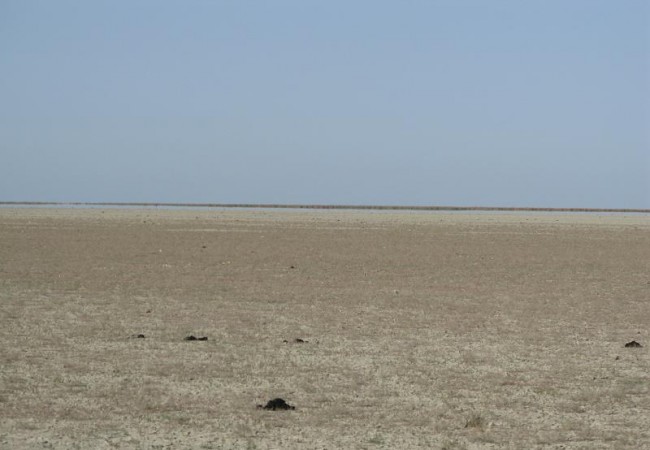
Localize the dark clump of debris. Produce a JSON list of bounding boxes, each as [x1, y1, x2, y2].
[[625, 340, 643, 348], [130, 334, 146, 339], [184, 335, 208, 341], [283, 338, 308, 344], [257, 398, 295, 411]]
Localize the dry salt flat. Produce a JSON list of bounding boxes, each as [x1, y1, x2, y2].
[[1, 207, 649, 449]]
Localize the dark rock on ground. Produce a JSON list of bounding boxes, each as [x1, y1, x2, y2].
[[185, 335, 208, 341], [257, 398, 295, 411], [625, 340, 643, 348], [130, 334, 146, 339]]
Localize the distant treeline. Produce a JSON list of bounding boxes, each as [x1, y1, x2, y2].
[[1, 201, 649, 214]]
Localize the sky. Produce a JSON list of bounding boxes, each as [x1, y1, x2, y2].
[[1, 1, 649, 208]]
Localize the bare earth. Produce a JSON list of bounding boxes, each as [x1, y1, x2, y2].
[[1, 208, 649, 449]]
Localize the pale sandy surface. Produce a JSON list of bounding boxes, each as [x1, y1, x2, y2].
[[1, 207, 649, 449]]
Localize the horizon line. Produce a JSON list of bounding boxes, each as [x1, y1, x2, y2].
[[1, 201, 649, 214]]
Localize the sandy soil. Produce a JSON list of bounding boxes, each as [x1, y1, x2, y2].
[[1, 207, 649, 449]]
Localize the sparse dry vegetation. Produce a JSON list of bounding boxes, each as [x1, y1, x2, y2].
[[1, 207, 649, 449], [464, 414, 486, 430]]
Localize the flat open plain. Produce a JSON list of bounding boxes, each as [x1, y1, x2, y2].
[[1, 207, 649, 449]]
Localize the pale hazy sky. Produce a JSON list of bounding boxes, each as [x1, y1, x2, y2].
[[1, 1, 649, 208]]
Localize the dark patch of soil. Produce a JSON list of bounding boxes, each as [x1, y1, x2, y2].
[[257, 398, 295, 411], [625, 340, 642, 348], [283, 338, 308, 344], [185, 335, 208, 341]]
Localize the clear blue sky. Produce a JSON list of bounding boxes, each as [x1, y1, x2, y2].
[[1, 1, 648, 208]]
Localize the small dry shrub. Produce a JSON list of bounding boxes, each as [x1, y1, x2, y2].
[[441, 439, 467, 450], [464, 413, 486, 429]]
